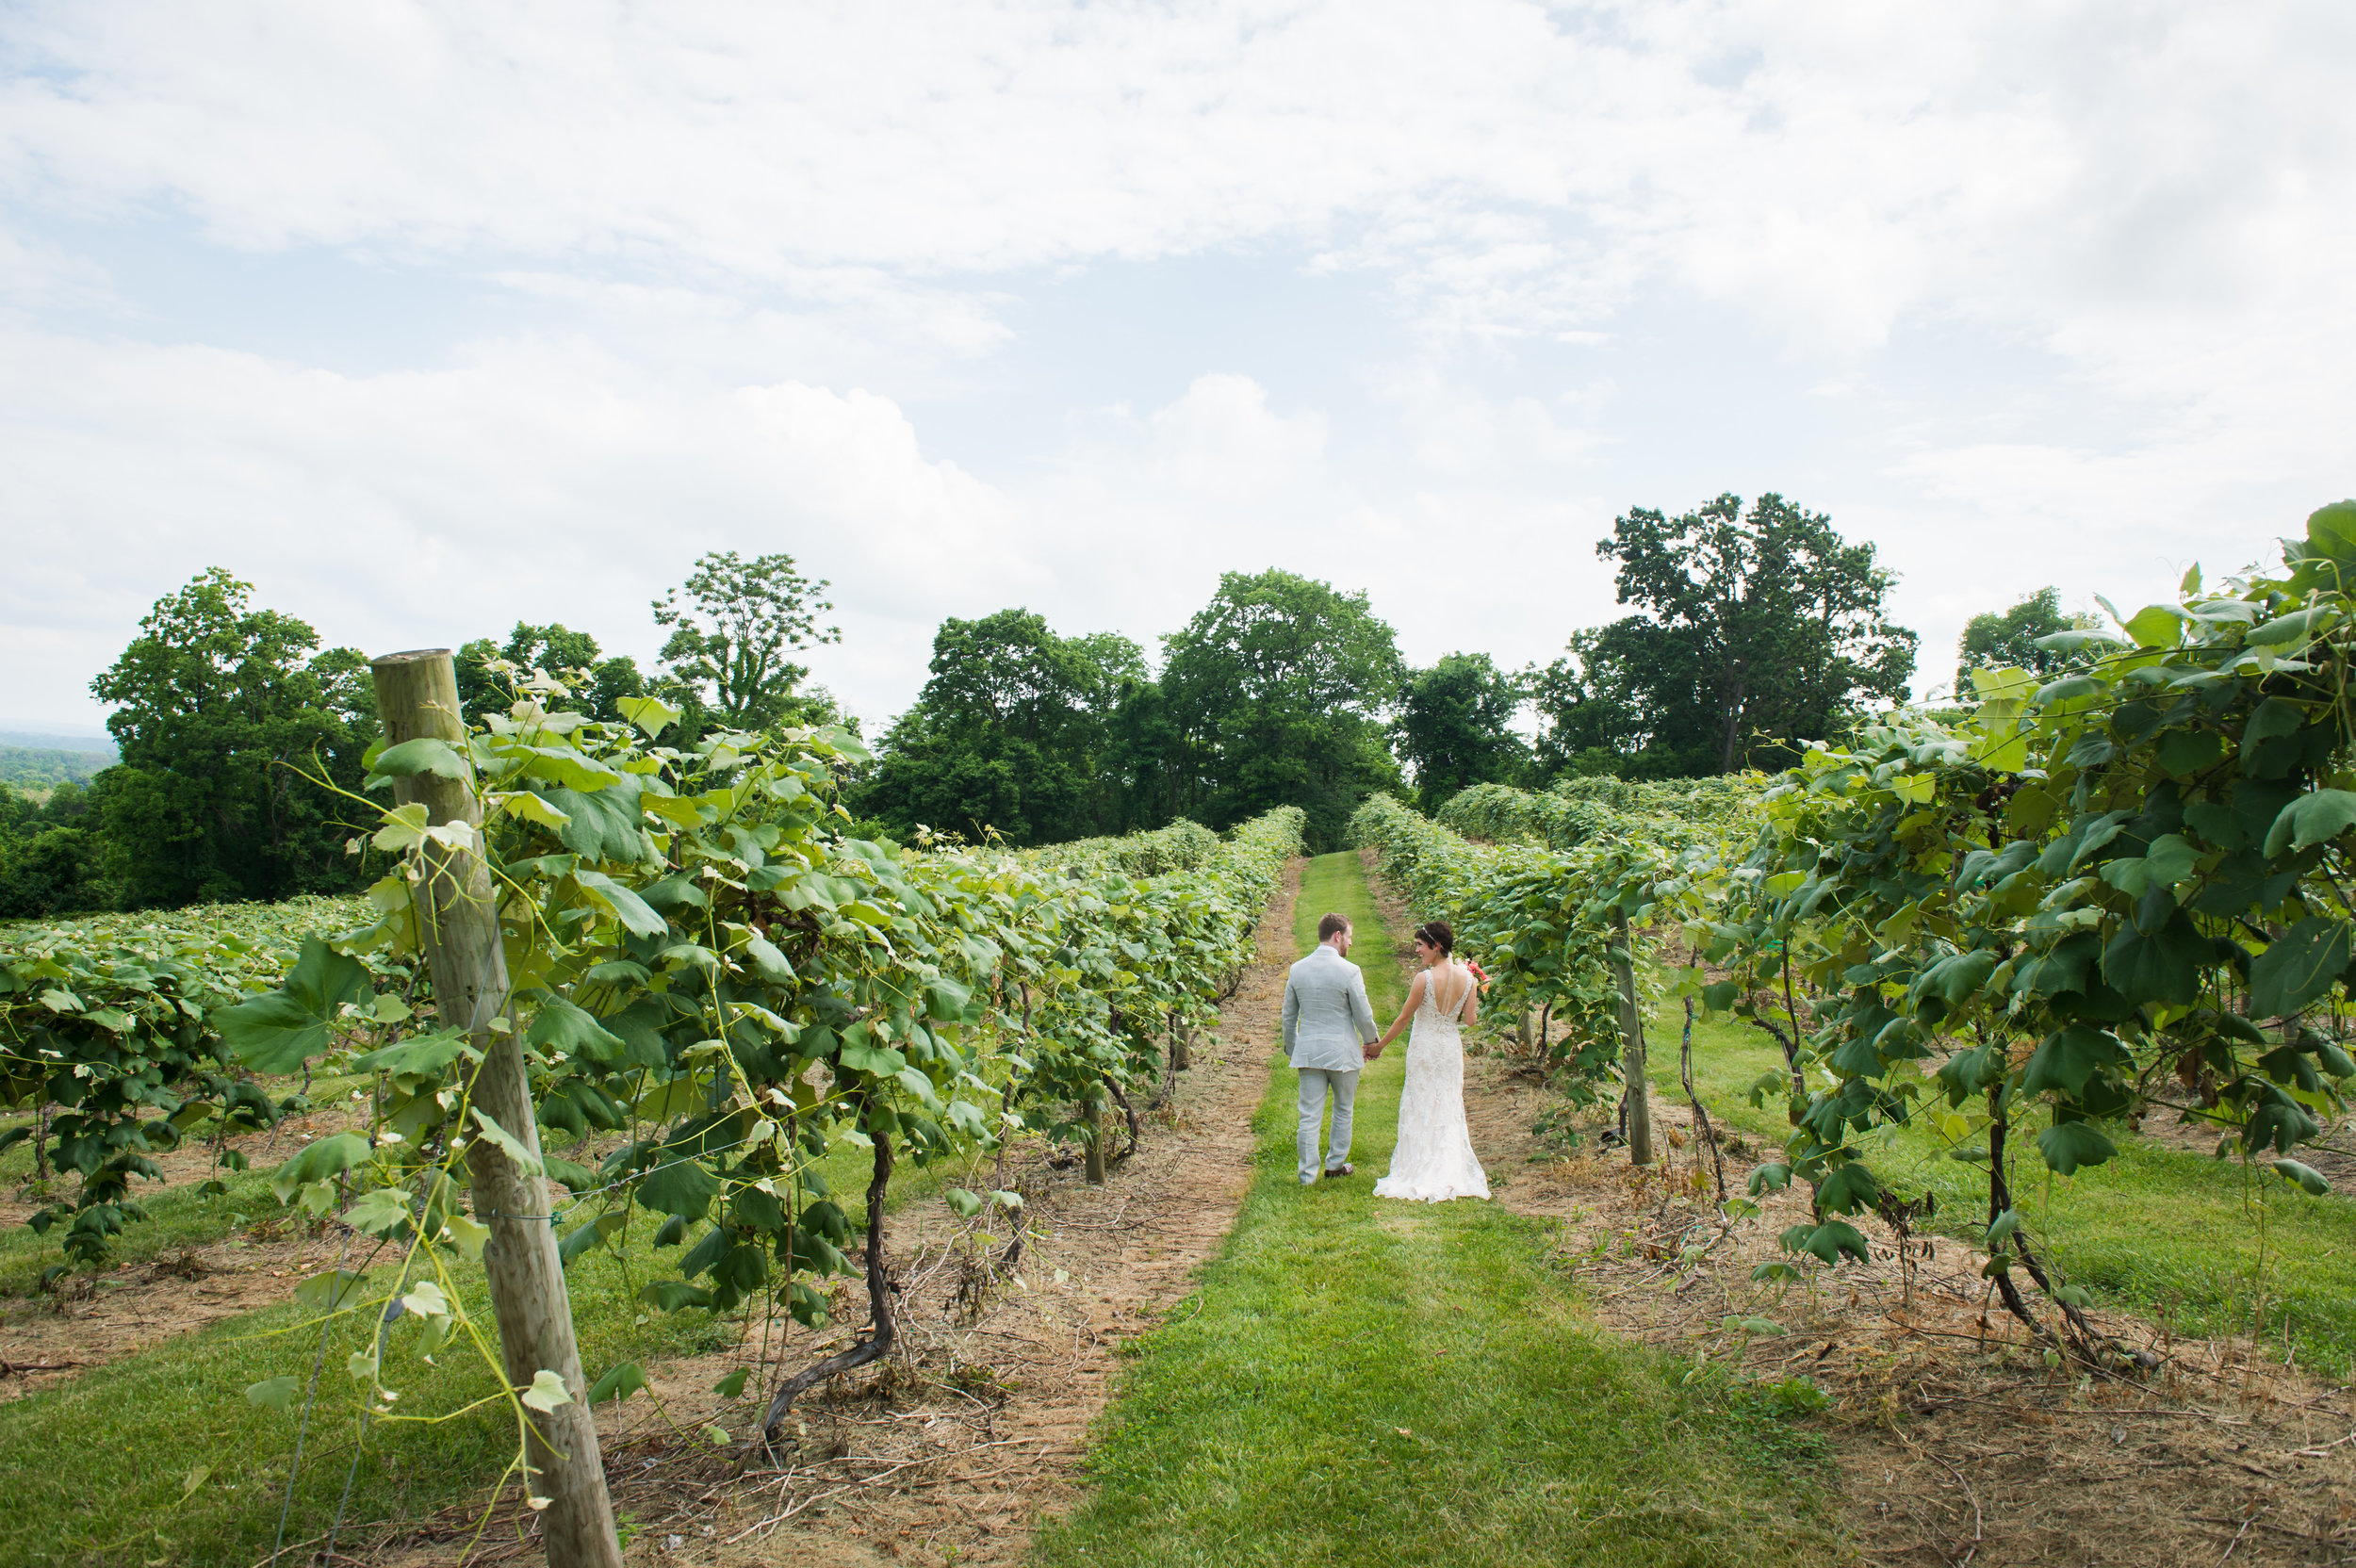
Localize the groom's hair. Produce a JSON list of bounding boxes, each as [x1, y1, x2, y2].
[[1317, 912, 1350, 942]]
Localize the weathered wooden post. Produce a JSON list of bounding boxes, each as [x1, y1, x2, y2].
[[370, 649, 621, 1568], [1609, 907, 1653, 1167], [1084, 1080, 1109, 1184]]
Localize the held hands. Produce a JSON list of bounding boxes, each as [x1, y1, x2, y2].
[[1363, 1037, 1385, 1060]]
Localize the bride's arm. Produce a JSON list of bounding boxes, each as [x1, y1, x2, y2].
[[1460, 967, 1480, 1029], [1371, 972, 1425, 1054]]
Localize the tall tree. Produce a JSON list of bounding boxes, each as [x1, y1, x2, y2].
[[652, 550, 841, 734], [1954, 586, 2100, 694], [456, 622, 646, 724], [1527, 626, 1660, 778], [1393, 653, 1530, 811], [1541, 494, 1917, 776], [90, 568, 377, 907], [0, 781, 106, 918], [859, 610, 1143, 845], [1157, 569, 1404, 849]]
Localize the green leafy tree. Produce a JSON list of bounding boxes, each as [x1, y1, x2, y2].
[[1394, 653, 1530, 811], [1099, 678, 1189, 832], [0, 781, 107, 917], [457, 622, 646, 724], [859, 609, 1144, 844], [1954, 586, 2100, 694], [1538, 494, 1918, 776], [1156, 569, 1405, 849], [1527, 627, 1659, 778], [653, 550, 842, 736], [89, 568, 377, 907]]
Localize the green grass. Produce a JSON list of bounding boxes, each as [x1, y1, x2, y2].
[[1638, 988, 2356, 1373], [0, 1225, 727, 1567], [0, 1085, 983, 1565], [1292, 850, 1408, 1021], [1030, 854, 1839, 1568]]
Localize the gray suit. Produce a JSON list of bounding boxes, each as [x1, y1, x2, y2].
[[1282, 944, 1380, 1182]]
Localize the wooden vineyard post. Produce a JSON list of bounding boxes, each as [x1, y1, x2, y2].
[[370, 650, 622, 1568], [1084, 1080, 1109, 1184], [1609, 908, 1653, 1166]]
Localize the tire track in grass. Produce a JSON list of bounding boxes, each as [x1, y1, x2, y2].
[[1030, 851, 1840, 1568]]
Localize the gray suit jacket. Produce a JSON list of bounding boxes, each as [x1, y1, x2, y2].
[[1282, 944, 1379, 1073]]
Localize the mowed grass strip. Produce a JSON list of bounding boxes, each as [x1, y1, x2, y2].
[[1639, 986, 2356, 1375], [0, 1123, 971, 1565], [0, 1233, 727, 1568], [1032, 853, 1837, 1568]]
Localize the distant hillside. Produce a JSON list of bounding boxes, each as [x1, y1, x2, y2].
[[0, 727, 116, 755], [0, 743, 115, 791]]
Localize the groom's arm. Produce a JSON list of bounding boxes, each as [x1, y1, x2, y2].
[[1281, 972, 1300, 1055], [1347, 966, 1378, 1044]]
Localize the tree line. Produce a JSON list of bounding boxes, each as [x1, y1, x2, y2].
[[0, 490, 2091, 918]]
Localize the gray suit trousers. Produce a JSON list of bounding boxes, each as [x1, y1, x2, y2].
[[1297, 1067, 1359, 1180]]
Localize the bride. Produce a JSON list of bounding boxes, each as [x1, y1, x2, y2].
[[1369, 920, 1491, 1202]]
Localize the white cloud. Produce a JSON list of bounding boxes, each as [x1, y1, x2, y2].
[[6, 1, 2348, 357], [2, 1, 2352, 727], [0, 320, 1031, 725]]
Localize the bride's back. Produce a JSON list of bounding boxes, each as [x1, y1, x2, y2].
[[1418, 963, 1475, 1027]]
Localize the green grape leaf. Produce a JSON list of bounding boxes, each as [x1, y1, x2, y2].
[[616, 695, 682, 738], [637, 1154, 720, 1219], [2036, 1120, 2117, 1176], [741, 934, 796, 985], [246, 1375, 301, 1411], [519, 1369, 573, 1413], [344, 1188, 414, 1238], [214, 937, 371, 1073], [2250, 917, 2354, 1019], [466, 1108, 546, 1179], [2245, 697, 2306, 744], [1802, 1220, 1872, 1266], [2265, 790, 2356, 857], [588, 1361, 648, 1404], [1816, 1163, 1880, 1216], [350, 1028, 475, 1080], [291, 1267, 372, 1312], [2121, 604, 2183, 647], [524, 998, 628, 1065], [270, 1133, 374, 1204], [2100, 909, 2208, 1005], [572, 870, 669, 938], [2274, 1159, 2331, 1197], [369, 737, 472, 783], [2020, 1025, 2125, 1097]]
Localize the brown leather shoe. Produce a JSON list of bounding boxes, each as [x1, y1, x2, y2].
[[1325, 1163, 1354, 1177]]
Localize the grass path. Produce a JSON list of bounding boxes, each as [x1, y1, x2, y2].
[[1030, 854, 1838, 1568]]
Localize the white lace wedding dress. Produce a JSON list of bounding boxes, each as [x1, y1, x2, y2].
[[1373, 968, 1491, 1202]]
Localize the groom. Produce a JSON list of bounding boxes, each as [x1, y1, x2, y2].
[[1281, 912, 1381, 1185]]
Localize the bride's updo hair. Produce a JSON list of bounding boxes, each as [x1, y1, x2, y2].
[[1414, 920, 1454, 956]]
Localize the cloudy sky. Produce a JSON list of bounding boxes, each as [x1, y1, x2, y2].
[[2, 2, 2349, 738]]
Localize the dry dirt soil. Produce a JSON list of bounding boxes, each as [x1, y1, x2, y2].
[[0, 1100, 371, 1404]]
